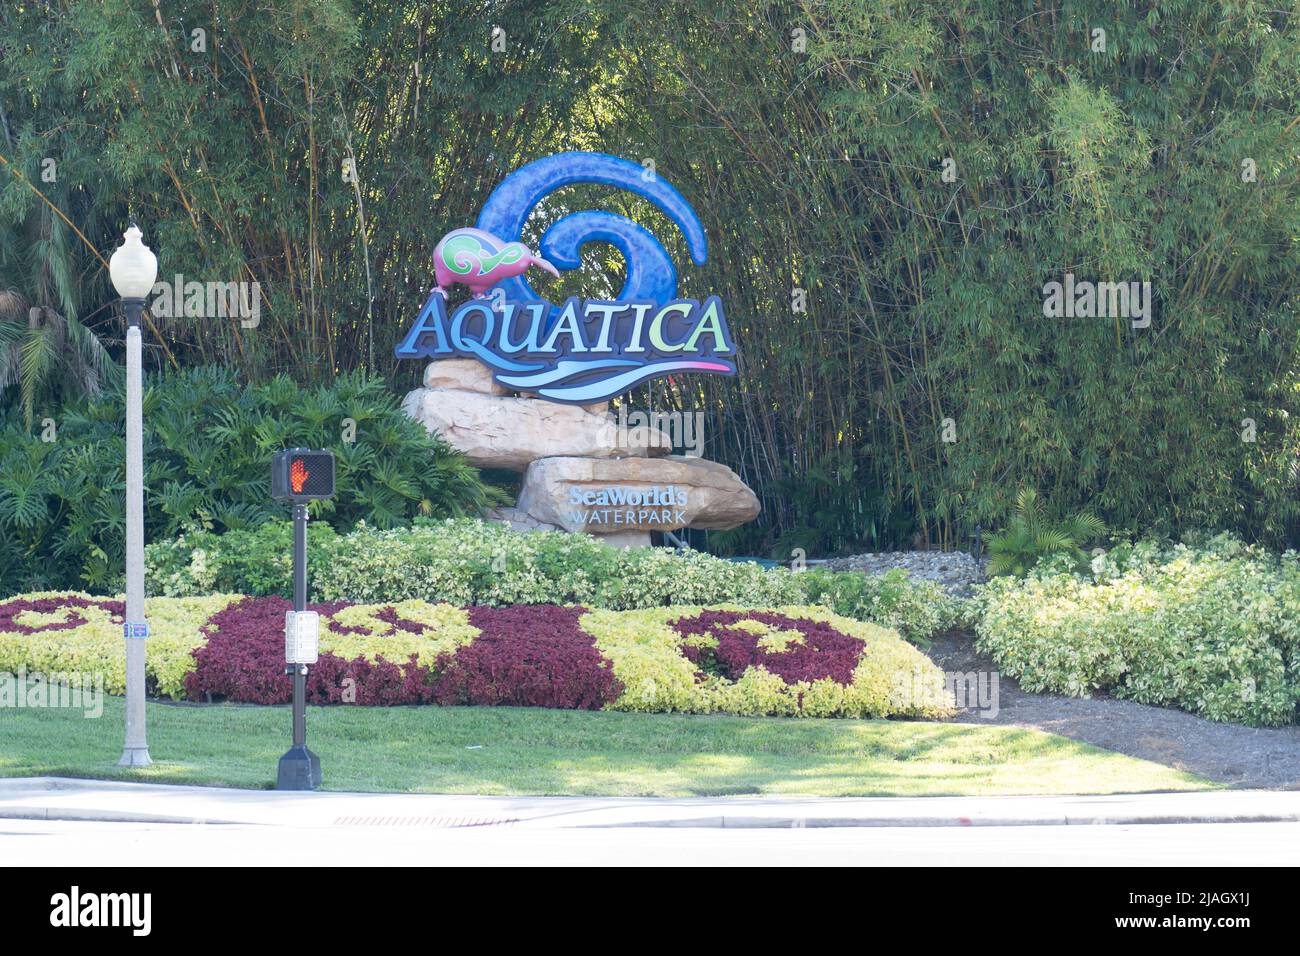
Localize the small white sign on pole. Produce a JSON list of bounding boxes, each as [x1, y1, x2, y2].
[[284, 610, 320, 665]]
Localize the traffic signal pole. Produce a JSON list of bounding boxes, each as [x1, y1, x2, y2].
[[276, 502, 321, 790], [271, 448, 334, 791]]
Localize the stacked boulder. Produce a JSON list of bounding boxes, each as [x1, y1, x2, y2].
[[402, 359, 760, 546]]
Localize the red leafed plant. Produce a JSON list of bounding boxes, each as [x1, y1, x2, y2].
[[671, 610, 865, 686], [0, 595, 124, 634], [184, 597, 621, 709], [431, 604, 622, 710], [185, 596, 435, 706]]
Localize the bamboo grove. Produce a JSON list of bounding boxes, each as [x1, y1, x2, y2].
[[1, 0, 1298, 555]]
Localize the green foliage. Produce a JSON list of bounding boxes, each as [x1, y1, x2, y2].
[[1, 1, 1298, 552], [0, 292, 118, 429], [973, 537, 1300, 726], [794, 568, 965, 647], [0, 368, 495, 593], [144, 517, 959, 644], [985, 489, 1107, 577]]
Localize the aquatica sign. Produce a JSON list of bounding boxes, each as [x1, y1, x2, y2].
[[395, 153, 737, 405]]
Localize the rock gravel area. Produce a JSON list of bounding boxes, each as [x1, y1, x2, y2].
[[821, 550, 986, 596]]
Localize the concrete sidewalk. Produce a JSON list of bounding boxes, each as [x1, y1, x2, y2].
[[1, 776, 1297, 829]]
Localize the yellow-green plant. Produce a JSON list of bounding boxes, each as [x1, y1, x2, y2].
[[0, 592, 239, 698], [324, 601, 477, 665], [585, 604, 953, 719], [973, 542, 1300, 725], [2, 592, 954, 720]]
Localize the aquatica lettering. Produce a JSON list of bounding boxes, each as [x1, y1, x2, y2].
[[395, 294, 735, 404], [396, 152, 739, 405]]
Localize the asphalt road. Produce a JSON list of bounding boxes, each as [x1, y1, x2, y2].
[[4, 818, 1298, 866]]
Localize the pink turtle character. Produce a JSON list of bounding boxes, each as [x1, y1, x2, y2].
[[432, 227, 560, 298]]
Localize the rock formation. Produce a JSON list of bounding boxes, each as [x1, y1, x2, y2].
[[403, 359, 760, 546]]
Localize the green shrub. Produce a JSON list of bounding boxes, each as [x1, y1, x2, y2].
[[985, 489, 1106, 577], [146, 521, 340, 601], [795, 567, 965, 647], [0, 367, 496, 594], [145, 517, 959, 644], [973, 538, 1300, 725]]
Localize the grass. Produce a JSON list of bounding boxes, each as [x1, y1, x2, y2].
[[0, 692, 1214, 797]]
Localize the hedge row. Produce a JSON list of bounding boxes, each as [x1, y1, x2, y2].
[[973, 537, 1300, 726], [0, 592, 953, 719], [142, 518, 962, 646]]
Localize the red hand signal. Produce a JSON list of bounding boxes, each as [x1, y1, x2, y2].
[[290, 458, 310, 494]]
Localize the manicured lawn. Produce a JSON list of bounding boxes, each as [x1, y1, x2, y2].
[[0, 692, 1214, 797]]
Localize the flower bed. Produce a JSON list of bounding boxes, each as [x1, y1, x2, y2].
[[142, 518, 964, 645], [0, 592, 952, 719], [0, 592, 240, 698]]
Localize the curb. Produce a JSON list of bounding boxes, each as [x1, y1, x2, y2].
[[590, 812, 1300, 828], [0, 806, 247, 826], [3, 777, 1298, 830], [4, 805, 1300, 829]]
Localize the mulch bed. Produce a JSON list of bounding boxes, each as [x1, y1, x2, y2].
[[928, 631, 1300, 789]]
